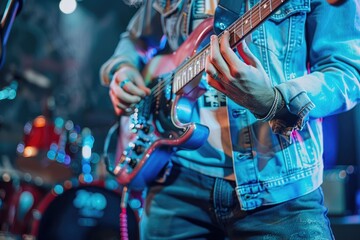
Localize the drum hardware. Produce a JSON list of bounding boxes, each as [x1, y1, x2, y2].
[[30, 180, 139, 240], [1, 117, 143, 239], [15, 115, 83, 185]]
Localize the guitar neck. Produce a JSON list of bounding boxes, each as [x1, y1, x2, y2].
[[173, 0, 288, 94]]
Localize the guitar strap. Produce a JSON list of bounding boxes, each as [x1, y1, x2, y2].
[[214, 0, 244, 35]]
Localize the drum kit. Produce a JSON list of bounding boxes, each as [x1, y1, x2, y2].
[[0, 115, 142, 240], [0, 1, 141, 238]]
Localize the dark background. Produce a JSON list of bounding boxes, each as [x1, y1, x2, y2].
[[0, 0, 359, 224], [0, 0, 138, 161]]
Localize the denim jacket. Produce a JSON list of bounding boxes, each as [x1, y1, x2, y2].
[[100, 0, 360, 210]]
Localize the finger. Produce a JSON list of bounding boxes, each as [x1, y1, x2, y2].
[[207, 60, 239, 95], [111, 82, 141, 106], [131, 70, 151, 96], [115, 72, 149, 98], [117, 102, 135, 116], [116, 83, 142, 104], [109, 90, 122, 116], [219, 31, 249, 78], [236, 41, 261, 68], [205, 56, 227, 92], [113, 75, 142, 104], [110, 90, 135, 116], [209, 35, 231, 77]]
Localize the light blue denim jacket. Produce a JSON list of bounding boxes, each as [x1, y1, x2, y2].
[[100, 0, 360, 210]]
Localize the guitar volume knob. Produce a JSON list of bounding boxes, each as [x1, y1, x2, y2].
[[128, 158, 138, 168], [134, 144, 145, 155], [143, 125, 150, 134]]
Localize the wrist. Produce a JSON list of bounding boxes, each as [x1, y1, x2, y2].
[[254, 88, 283, 122]]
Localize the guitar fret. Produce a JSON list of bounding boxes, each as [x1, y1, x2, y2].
[[259, 2, 262, 21], [204, 50, 208, 70], [241, 16, 244, 38], [261, 1, 271, 17], [182, 70, 186, 88], [230, 29, 235, 47], [252, 1, 261, 28], [195, 57, 201, 75], [200, 53, 204, 70], [244, 19, 251, 35], [198, 53, 202, 73], [174, 75, 178, 92], [188, 65, 193, 80], [249, 7, 253, 29]]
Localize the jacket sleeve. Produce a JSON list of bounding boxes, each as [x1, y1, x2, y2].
[[271, 0, 360, 136], [100, 0, 164, 86]]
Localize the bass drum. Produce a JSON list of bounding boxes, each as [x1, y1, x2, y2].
[[31, 180, 139, 240]]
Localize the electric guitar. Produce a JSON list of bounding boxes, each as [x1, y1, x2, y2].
[[113, 0, 289, 189]]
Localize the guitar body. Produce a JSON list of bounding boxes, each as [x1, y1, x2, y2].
[[114, 18, 214, 189]]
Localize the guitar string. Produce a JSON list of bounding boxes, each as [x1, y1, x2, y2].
[[141, 0, 283, 112]]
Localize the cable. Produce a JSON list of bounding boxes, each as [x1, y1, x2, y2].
[[102, 121, 119, 174], [120, 186, 130, 240], [102, 120, 131, 239]]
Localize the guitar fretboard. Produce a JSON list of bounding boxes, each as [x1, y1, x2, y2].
[[173, 0, 288, 94]]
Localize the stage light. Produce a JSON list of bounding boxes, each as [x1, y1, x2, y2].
[[59, 0, 77, 14]]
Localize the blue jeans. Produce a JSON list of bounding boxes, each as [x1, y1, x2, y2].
[[140, 163, 334, 240]]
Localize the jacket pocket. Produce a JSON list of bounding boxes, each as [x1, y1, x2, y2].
[[250, 0, 310, 57], [269, 0, 311, 23]]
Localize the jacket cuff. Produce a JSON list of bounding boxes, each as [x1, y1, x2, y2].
[[100, 57, 134, 86], [269, 82, 315, 140], [275, 81, 315, 116]]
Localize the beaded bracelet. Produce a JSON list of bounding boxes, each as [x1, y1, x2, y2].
[[256, 88, 283, 122]]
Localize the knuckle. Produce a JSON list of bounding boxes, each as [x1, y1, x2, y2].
[[220, 47, 227, 56], [230, 67, 241, 79], [209, 54, 219, 65]]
